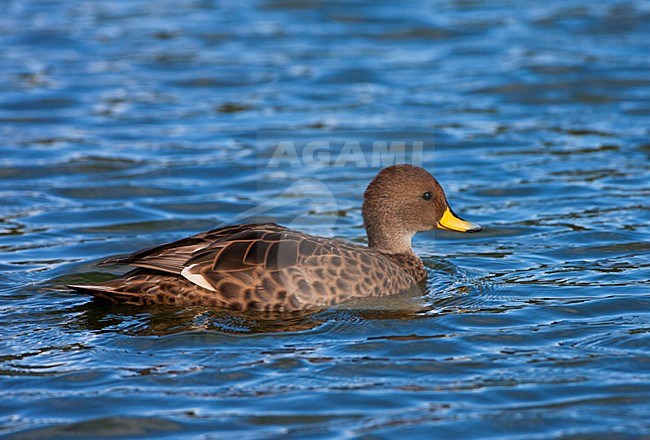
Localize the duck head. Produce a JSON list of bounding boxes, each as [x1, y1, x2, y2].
[[362, 164, 481, 254]]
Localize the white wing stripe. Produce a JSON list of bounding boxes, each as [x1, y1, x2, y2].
[[181, 264, 216, 291]]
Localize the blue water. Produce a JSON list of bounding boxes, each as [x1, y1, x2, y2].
[[1, 0, 649, 438]]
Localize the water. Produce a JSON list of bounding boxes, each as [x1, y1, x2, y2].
[[1, 0, 649, 438]]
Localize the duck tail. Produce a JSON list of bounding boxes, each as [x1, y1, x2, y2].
[[67, 284, 147, 306]]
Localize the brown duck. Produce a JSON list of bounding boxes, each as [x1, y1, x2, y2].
[[69, 164, 481, 311]]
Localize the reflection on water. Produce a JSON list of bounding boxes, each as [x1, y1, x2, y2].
[[1, 0, 649, 438], [72, 303, 329, 335]]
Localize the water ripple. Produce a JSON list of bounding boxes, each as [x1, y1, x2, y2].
[[1, 0, 649, 438]]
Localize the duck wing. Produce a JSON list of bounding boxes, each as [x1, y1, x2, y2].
[[98, 222, 289, 274]]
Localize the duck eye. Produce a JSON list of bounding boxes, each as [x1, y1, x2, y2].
[[422, 191, 432, 201]]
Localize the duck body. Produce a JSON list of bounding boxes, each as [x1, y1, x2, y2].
[[70, 164, 481, 311], [71, 222, 426, 311]]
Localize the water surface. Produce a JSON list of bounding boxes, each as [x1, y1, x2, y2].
[[1, 0, 649, 438]]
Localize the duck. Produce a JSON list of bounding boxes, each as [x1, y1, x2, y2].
[[69, 164, 481, 311]]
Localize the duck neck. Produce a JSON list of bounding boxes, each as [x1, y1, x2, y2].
[[366, 224, 415, 255]]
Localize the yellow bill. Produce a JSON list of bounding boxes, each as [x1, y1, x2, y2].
[[437, 206, 482, 233]]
